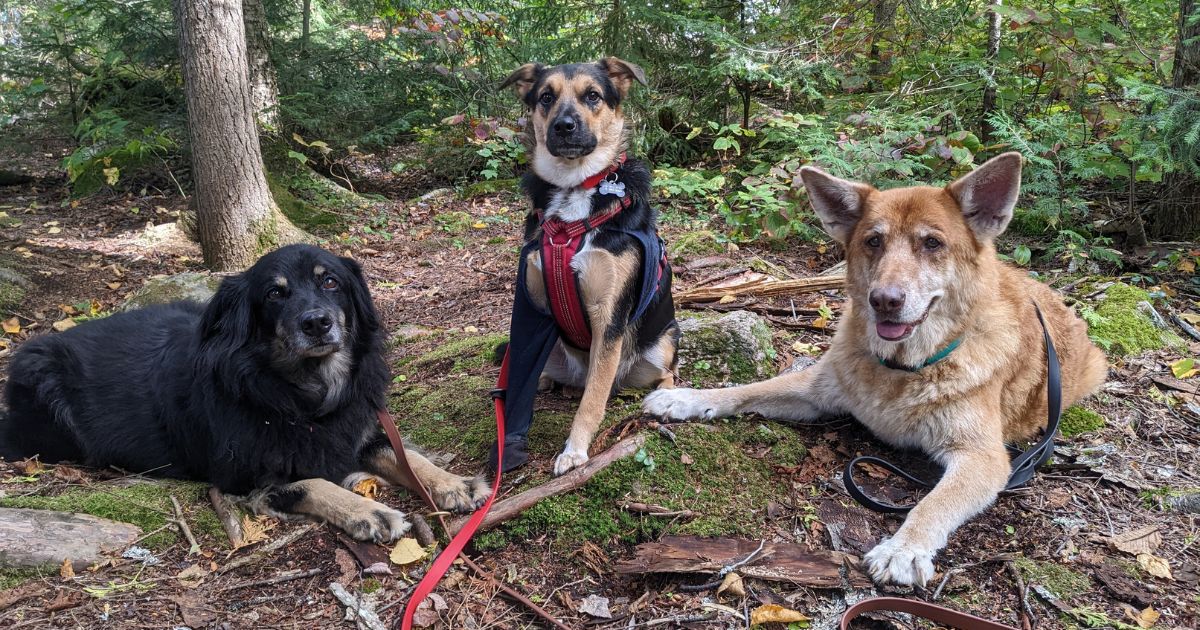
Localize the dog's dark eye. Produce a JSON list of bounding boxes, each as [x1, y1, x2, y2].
[[924, 237, 942, 251], [866, 235, 882, 249], [321, 276, 339, 291], [266, 287, 285, 301], [585, 91, 601, 104], [538, 92, 553, 105]]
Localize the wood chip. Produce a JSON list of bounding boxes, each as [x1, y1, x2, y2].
[[615, 536, 870, 588]]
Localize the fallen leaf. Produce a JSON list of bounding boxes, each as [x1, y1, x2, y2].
[[464, 325, 478, 333], [44, 590, 82, 612], [1137, 553, 1174, 580], [171, 592, 216, 627], [175, 564, 207, 588], [578, 594, 612, 619], [60, 558, 75, 580], [1170, 358, 1197, 380], [15, 457, 44, 475], [351, 476, 379, 499], [1107, 525, 1162, 556], [53, 465, 85, 483], [812, 317, 828, 329], [59, 304, 78, 315], [717, 571, 745, 598], [680, 452, 694, 465], [471, 222, 487, 229], [2, 317, 20, 334], [389, 537, 427, 565], [47, 227, 61, 234], [1126, 605, 1160, 629], [1181, 312, 1200, 325], [106, 282, 122, 290], [89, 299, 101, 315], [52, 319, 76, 332], [240, 515, 276, 547], [718, 294, 737, 304], [750, 604, 810, 625]]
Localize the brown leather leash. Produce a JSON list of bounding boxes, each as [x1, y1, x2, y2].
[[841, 596, 1018, 630]]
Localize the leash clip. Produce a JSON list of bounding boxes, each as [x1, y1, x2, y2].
[[489, 388, 506, 400]]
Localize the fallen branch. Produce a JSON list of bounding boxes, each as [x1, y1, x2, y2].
[[1005, 560, 1035, 630], [219, 523, 316, 574], [330, 582, 386, 630], [169, 495, 200, 556], [217, 567, 323, 593], [447, 433, 646, 536], [619, 502, 696, 518], [207, 487, 244, 549], [675, 274, 844, 304], [1171, 311, 1200, 342]]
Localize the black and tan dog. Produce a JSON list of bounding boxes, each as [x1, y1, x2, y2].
[[495, 58, 678, 475]]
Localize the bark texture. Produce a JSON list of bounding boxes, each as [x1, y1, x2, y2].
[[1154, 0, 1200, 239], [173, 0, 303, 270], [980, 0, 1003, 143], [243, 0, 280, 128]]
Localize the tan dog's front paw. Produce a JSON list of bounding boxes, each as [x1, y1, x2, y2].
[[431, 474, 490, 513], [553, 444, 589, 476], [642, 388, 723, 421], [338, 502, 411, 544], [863, 536, 936, 586]]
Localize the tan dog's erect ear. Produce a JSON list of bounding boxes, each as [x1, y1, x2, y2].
[[797, 166, 873, 244], [598, 57, 647, 97], [946, 152, 1023, 241], [499, 63, 543, 100]]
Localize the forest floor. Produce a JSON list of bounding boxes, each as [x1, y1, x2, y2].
[[1, 135, 1199, 629]]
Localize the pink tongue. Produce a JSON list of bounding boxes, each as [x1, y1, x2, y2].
[[876, 321, 911, 340]]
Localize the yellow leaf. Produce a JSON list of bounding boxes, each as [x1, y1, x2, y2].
[[472, 222, 487, 229], [1180, 312, 1200, 325], [389, 537, 427, 565], [47, 226, 62, 234], [292, 132, 308, 146], [89, 299, 102, 315], [718, 294, 736, 304], [817, 243, 827, 254], [176, 563, 207, 588], [52, 319, 76, 332], [60, 304, 78, 315], [102, 167, 119, 186], [352, 476, 379, 499], [107, 282, 122, 290], [1132, 606, 1160, 629], [2, 317, 20, 334], [1137, 553, 1173, 580], [1179, 258, 1196, 273], [60, 558, 75, 580], [1107, 525, 1162, 556], [812, 317, 828, 329], [791, 341, 819, 355], [716, 571, 745, 598], [750, 604, 809, 626], [1170, 358, 1197, 380]]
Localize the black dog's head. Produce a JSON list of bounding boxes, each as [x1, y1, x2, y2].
[[199, 244, 379, 367], [500, 58, 646, 187]]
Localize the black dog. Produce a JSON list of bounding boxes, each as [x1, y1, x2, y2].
[[1, 244, 487, 542]]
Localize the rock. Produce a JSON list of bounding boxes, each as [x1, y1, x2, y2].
[[0, 266, 30, 311], [677, 310, 775, 385], [781, 355, 818, 374], [118, 272, 223, 311], [0, 508, 142, 570]]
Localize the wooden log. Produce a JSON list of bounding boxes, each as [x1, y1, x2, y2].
[[207, 487, 245, 549], [447, 433, 646, 536], [0, 508, 141, 570], [676, 275, 845, 304], [615, 535, 872, 589]]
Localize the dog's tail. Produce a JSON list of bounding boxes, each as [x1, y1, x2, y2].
[[492, 341, 509, 366]]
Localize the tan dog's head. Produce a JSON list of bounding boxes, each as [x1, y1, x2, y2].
[[797, 153, 1023, 361], [500, 58, 646, 188]]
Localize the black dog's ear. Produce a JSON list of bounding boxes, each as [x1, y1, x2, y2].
[[199, 274, 253, 355], [499, 63, 543, 103], [598, 57, 646, 97], [339, 256, 379, 335]]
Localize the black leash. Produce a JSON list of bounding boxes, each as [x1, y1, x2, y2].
[[843, 303, 1062, 513]]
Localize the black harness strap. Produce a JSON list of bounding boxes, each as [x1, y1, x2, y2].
[[843, 303, 1063, 513]]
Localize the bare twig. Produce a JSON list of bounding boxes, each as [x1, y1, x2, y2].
[[207, 487, 244, 549], [619, 502, 696, 518], [169, 495, 200, 556], [1171, 311, 1200, 342], [218, 523, 317, 574], [1005, 560, 1036, 630], [217, 568, 322, 592], [719, 539, 766, 578]]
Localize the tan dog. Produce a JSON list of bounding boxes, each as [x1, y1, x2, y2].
[[643, 152, 1108, 586]]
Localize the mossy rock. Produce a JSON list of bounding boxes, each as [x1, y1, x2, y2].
[[1013, 556, 1090, 600], [1086, 283, 1183, 357], [119, 272, 223, 311], [677, 310, 776, 386], [668, 230, 725, 262], [433, 211, 474, 235], [0, 480, 224, 550], [1060, 406, 1105, 437], [460, 178, 519, 198], [0, 266, 29, 312]]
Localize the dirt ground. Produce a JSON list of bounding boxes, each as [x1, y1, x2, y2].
[[1, 139, 1198, 630]]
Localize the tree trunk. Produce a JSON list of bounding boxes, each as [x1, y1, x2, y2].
[[173, 0, 305, 271], [301, 0, 311, 53], [243, 0, 280, 129], [868, 0, 899, 88], [1153, 0, 1200, 239], [980, 0, 1003, 143]]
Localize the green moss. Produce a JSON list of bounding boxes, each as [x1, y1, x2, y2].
[[433, 211, 474, 235], [399, 332, 507, 374], [1060, 406, 1106, 437], [0, 567, 44, 589], [460, 178, 518, 198], [0, 481, 224, 549], [1013, 557, 1090, 600], [361, 578, 382, 594], [1087, 283, 1182, 356], [267, 173, 342, 232], [392, 375, 495, 459], [668, 230, 724, 261], [0, 280, 24, 312]]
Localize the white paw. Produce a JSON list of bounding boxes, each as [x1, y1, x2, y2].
[[863, 537, 937, 586], [642, 388, 722, 421], [553, 443, 589, 476]]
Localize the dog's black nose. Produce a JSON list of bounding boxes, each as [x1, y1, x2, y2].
[[552, 116, 577, 136], [869, 287, 906, 314], [301, 311, 334, 337]]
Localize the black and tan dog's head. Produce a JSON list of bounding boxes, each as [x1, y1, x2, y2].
[[500, 58, 646, 187], [200, 244, 379, 370]]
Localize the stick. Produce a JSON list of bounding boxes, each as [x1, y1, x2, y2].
[[446, 433, 646, 536], [217, 568, 322, 592], [410, 513, 437, 547], [169, 495, 200, 556], [1005, 560, 1035, 630], [218, 523, 317, 574], [208, 487, 245, 549], [619, 502, 696, 518], [675, 275, 844, 304], [1171, 312, 1200, 342], [329, 582, 386, 630]]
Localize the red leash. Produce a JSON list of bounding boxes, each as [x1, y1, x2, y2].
[[395, 350, 510, 630]]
